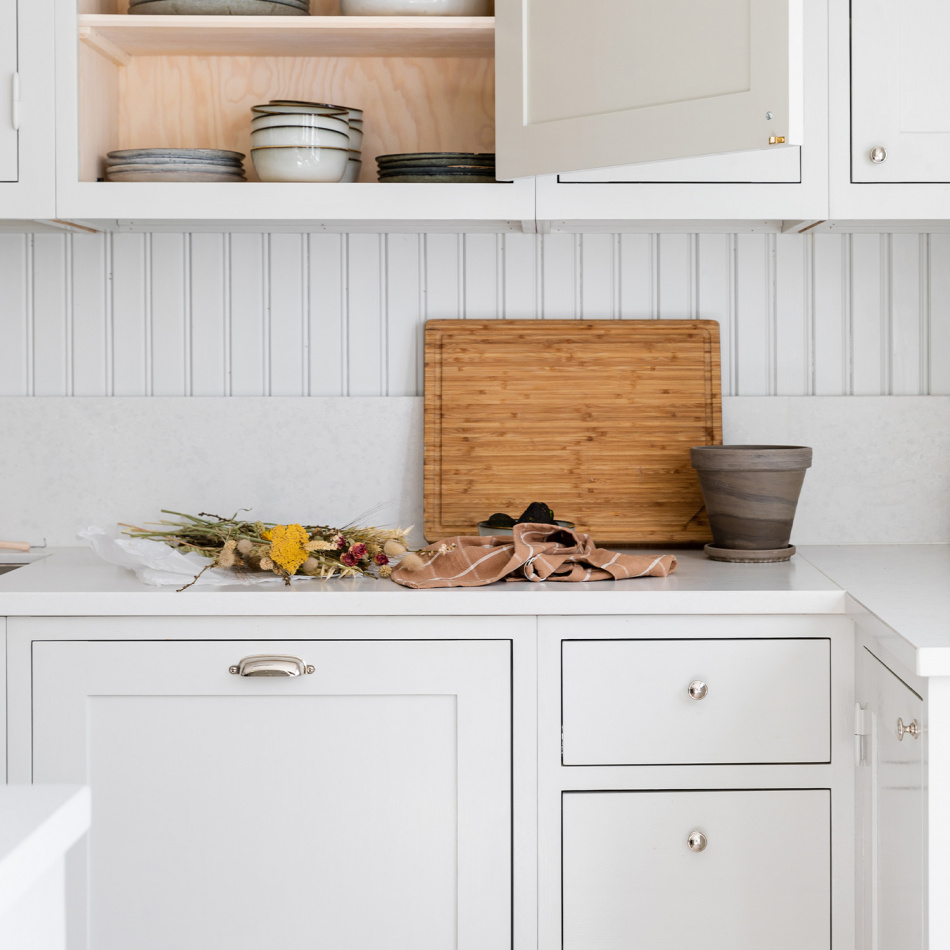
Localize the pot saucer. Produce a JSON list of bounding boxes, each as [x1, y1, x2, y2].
[[704, 544, 796, 563]]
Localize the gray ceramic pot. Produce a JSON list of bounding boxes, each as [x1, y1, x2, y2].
[[689, 445, 813, 562]]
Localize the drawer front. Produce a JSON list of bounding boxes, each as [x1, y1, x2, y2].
[[562, 638, 830, 764], [563, 789, 830, 950]]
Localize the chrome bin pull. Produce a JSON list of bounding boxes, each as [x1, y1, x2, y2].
[[229, 655, 315, 677]]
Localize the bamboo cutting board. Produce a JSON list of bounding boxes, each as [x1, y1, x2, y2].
[[424, 319, 722, 545]]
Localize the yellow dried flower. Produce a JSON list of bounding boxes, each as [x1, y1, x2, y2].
[[268, 523, 310, 575], [378, 565, 393, 578]]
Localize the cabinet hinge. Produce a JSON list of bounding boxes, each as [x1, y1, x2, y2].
[[11, 72, 19, 131], [560, 726, 564, 758], [855, 703, 869, 766]]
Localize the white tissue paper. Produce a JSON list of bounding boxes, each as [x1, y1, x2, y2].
[[78, 526, 288, 587]]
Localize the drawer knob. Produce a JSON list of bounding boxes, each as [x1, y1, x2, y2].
[[869, 145, 888, 164], [897, 717, 920, 741], [229, 655, 315, 677], [687, 831, 707, 853], [687, 680, 708, 700]]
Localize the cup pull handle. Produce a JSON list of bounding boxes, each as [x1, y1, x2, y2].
[[229, 655, 314, 677]]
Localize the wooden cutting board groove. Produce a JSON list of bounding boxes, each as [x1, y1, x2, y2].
[[424, 319, 722, 545]]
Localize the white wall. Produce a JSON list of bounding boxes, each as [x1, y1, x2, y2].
[[1, 230, 948, 398]]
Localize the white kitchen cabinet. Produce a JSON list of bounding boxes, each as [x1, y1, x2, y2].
[[539, 614, 855, 950], [28, 631, 512, 950], [53, 0, 817, 228], [0, 0, 56, 218], [830, 0, 950, 218], [855, 646, 926, 950], [527, 0, 826, 226]]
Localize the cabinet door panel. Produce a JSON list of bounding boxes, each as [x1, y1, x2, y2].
[[855, 648, 924, 950], [32, 639, 511, 950], [0, 0, 16, 182], [563, 789, 830, 950], [496, 0, 803, 180], [852, 0, 950, 181]]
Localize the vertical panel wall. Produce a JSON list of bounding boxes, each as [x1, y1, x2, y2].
[[0, 231, 946, 397]]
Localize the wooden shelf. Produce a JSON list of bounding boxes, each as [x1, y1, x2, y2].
[[78, 14, 494, 62]]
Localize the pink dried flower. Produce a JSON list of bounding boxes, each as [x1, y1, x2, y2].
[[334, 534, 346, 549], [350, 542, 367, 559], [340, 552, 357, 567], [374, 553, 389, 566]]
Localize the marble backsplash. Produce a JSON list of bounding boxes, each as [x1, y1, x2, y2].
[[1, 396, 947, 548]]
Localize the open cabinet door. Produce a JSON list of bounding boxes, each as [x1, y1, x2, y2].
[[495, 0, 803, 180]]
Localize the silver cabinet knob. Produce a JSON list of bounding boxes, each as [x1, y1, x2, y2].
[[897, 717, 920, 741], [229, 654, 315, 676], [869, 146, 887, 164], [687, 680, 708, 700], [687, 831, 707, 853]]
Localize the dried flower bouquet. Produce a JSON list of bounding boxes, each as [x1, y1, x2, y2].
[[123, 510, 416, 588]]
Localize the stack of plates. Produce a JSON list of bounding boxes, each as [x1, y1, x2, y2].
[[129, 0, 308, 14], [376, 152, 496, 183], [104, 149, 247, 183]]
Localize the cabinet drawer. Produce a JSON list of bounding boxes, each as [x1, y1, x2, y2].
[[563, 789, 830, 950], [562, 638, 830, 765]]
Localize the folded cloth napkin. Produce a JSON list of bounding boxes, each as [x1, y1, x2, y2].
[[389, 523, 677, 589]]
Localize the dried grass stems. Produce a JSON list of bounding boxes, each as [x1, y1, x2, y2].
[[122, 510, 414, 589]]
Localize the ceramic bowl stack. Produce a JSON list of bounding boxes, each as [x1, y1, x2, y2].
[[250, 101, 363, 182], [104, 148, 247, 182], [376, 152, 495, 182], [129, 0, 309, 14]]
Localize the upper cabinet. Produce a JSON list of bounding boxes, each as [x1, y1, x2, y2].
[[0, 0, 56, 218], [832, 0, 950, 218], [0, 0, 17, 183], [496, 0, 804, 177], [52, 0, 820, 228]]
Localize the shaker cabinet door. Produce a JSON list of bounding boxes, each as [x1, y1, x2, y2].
[[855, 648, 925, 950], [0, 0, 16, 182], [495, 0, 804, 180], [32, 638, 511, 950], [852, 0, 950, 182]]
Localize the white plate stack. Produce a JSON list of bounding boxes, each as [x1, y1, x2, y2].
[[104, 148, 247, 182], [250, 101, 363, 182]]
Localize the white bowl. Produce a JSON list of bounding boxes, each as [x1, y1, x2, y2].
[[251, 112, 349, 135], [251, 145, 349, 182], [341, 157, 362, 182], [347, 126, 364, 149], [341, 0, 491, 13], [250, 126, 349, 149], [251, 102, 347, 117]]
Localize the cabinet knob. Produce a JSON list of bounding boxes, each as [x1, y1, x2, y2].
[[229, 654, 315, 677], [869, 146, 888, 164], [687, 680, 708, 700], [897, 717, 920, 741], [687, 831, 707, 853]]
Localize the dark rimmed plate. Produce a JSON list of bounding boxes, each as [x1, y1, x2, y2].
[[107, 148, 245, 162], [376, 151, 494, 164]]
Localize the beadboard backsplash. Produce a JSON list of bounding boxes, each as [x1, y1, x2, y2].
[[1, 230, 949, 398]]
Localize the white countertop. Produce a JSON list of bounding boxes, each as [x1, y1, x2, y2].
[[1, 544, 949, 677], [0, 786, 90, 919]]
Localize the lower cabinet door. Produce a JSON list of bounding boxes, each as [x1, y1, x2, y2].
[[855, 648, 925, 950], [32, 639, 511, 950], [562, 789, 830, 950]]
